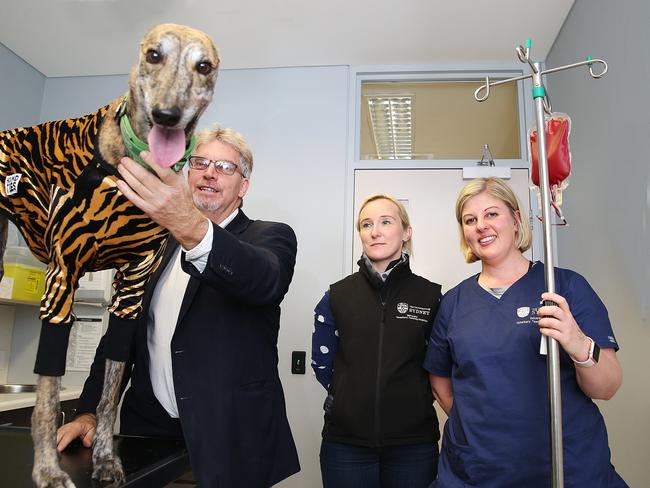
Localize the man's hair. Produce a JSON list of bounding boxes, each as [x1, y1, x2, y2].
[[195, 124, 254, 178], [356, 193, 413, 255], [455, 177, 531, 263]]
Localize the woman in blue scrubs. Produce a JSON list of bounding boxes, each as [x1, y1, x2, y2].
[[424, 177, 627, 487]]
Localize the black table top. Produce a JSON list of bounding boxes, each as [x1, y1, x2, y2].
[[0, 426, 190, 487]]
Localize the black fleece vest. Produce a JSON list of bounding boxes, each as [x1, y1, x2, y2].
[[324, 259, 442, 447]]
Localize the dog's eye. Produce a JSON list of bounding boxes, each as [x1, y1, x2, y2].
[[145, 49, 162, 64], [196, 61, 213, 75]]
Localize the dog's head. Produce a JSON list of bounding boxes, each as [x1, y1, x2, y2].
[[128, 23, 219, 168]]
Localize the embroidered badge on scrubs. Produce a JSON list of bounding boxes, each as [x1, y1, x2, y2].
[[517, 307, 530, 318], [516, 306, 539, 325], [5, 173, 21, 196]]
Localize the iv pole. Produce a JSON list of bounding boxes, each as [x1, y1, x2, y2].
[[474, 39, 607, 488]]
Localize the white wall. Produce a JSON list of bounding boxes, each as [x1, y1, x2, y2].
[[0, 305, 15, 383], [546, 0, 650, 485], [0, 42, 44, 131], [0, 42, 45, 383]]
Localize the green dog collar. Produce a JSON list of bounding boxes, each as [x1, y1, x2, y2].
[[116, 95, 195, 173]]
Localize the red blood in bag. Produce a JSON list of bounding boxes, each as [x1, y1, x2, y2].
[[530, 116, 571, 188]]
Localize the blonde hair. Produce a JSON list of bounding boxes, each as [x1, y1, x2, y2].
[[357, 194, 413, 255], [455, 177, 531, 263], [195, 124, 253, 178]]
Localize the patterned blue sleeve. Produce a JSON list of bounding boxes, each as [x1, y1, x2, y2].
[[311, 290, 338, 389]]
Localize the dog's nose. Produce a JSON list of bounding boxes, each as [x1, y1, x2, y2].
[[152, 107, 182, 127]]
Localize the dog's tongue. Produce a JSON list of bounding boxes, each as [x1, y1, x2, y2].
[[147, 125, 186, 168]]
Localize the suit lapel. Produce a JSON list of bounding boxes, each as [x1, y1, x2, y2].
[[175, 210, 251, 327], [176, 269, 200, 327], [224, 209, 250, 235], [141, 237, 179, 312]]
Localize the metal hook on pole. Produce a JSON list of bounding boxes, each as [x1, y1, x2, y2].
[[542, 87, 552, 114], [474, 76, 491, 102], [475, 72, 531, 103], [586, 56, 608, 78], [516, 42, 538, 74], [540, 57, 608, 78], [516, 45, 528, 64]]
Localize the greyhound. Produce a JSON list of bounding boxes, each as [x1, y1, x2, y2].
[[0, 24, 219, 487]]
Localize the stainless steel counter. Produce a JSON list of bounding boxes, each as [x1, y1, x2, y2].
[[0, 387, 82, 412]]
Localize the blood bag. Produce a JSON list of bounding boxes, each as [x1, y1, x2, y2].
[[529, 113, 571, 218]]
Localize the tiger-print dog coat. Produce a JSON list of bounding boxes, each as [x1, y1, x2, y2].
[[1, 23, 219, 379], [0, 104, 168, 374]]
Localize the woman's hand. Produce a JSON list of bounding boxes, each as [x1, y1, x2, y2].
[[538, 292, 591, 360], [538, 291, 622, 400]]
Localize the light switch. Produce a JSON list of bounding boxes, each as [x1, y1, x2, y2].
[[291, 351, 306, 374]]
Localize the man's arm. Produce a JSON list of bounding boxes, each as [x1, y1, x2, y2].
[[115, 154, 209, 250], [181, 221, 297, 306], [114, 153, 297, 305]]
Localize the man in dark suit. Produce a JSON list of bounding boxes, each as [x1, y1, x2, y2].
[[57, 125, 300, 487]]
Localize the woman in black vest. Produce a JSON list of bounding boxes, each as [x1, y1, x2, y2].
[[311, 194, 442, 488]]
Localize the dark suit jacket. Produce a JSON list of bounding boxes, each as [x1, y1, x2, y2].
[[77, 210, 300, 487]]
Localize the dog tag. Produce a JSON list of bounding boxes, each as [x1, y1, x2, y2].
[[5, 173, 21, 195]]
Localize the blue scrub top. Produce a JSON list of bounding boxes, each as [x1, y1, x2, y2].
[[424, 262, 627, 487]]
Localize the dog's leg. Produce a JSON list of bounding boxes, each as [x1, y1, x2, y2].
[[91, 358, 126, 483], [31, 375, 75, 488]]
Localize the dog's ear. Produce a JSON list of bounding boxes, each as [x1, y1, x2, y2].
[[211, 43, 221, 69]]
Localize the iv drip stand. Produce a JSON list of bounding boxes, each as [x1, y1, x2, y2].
[[474, 39, 607, 488]]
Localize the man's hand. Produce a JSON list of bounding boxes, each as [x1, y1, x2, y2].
[[116, 152, 209, 249], [56, 412, 97, 452]]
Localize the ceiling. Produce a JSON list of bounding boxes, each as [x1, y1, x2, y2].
[[0, 0, 574, 78]]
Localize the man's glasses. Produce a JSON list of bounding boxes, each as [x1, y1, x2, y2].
[[188, 156, 241, 176]]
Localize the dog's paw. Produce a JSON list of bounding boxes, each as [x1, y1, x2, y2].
[[32, 464, 76, 488], [91, 455, 125, 483]]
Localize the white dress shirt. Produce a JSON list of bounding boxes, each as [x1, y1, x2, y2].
[[147, 209, 239, 417]]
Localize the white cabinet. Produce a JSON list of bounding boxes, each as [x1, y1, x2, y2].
[[75, 270, 113, 305]]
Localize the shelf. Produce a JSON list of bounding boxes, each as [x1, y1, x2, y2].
[[0, 298, 40, 307], [0, 299, 107, 308]]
